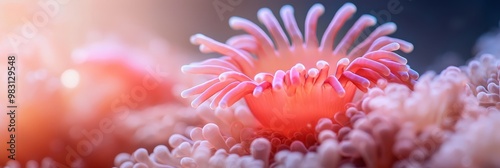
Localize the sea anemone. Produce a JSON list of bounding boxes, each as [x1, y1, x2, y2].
[[4, 157, 78, 168], [113, 102, 345, 167], [462, 54, 500, 108], [428, 108, 500, 168], [339, 67, 480, 167], [181, 3, 418, 139], [113, 102, 264, 167]]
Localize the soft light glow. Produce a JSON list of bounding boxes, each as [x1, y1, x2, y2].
[[61, 69, 80, 88]]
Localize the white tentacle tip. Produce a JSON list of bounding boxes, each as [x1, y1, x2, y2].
[[308, 68, 319, 77], [180, 91, 189, 98], [337, 90, 346, 97], [404, 42, 414, 53], [251, 138, 271, 152], [311, 3, 325, 13], [254, 73, 267, 83], [199, 44, 211, 53], [190, 101, 199, 108], [257, 8, 273, 21], [253, 87, 264, 97], [361, 14, 377, 26], [280, 5, 294, 15], [190, 34, 204, 44], [229, 16, 244, 28], [337, 58, 350, 66], [341, 2, 357, 13], [219, 74, 228, 82], [180, 65, 190, 73], [294, 63, 306, 72], [316, 60, 329, 69], [383, 22, 397, 32], [381, 42, 401, 52]]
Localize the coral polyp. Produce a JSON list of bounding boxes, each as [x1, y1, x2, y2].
[[181, 3, 418, 134]]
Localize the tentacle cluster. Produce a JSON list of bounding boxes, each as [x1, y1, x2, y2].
[[428, 108, 500, 168], [114, 103, 261, 167], [462, 54, 500, 109], [182, 3, 418, 133], [113, 104, 345, 168], [114, 104, 203, 146], [337, 67, 486, 167], [4, 158, 75, 168]]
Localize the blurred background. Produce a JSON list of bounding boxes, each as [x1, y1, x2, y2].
[[0, 0, 499, 167]]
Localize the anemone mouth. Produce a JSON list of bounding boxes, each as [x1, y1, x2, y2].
[[182, 3, 418, 133]]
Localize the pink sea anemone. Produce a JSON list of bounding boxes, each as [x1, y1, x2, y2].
[[462, 54, 500, 109], [428, 108, 500, 168], [113, 102, 345, 167], [113, 103, 263, 167], [181, 3, 418, 138], [339, 67, 483, 167]]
